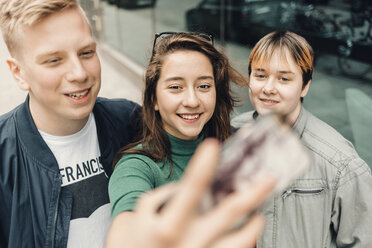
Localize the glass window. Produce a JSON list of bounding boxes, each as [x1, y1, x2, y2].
[[83, 0, 372, 166]]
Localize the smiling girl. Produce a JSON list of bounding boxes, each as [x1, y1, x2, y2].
[[108, 32, 246, 218]]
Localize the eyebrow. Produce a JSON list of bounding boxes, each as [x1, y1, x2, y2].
[[253, 68, 295, 75], [252, 68, 266, 72], [278, 71, 295, 75], [164, 76, 184, 82], [79, 42, 97, 51], [197, 76, 214, 81], [164, 75, 214, 82], [35, 51, 60, 62]]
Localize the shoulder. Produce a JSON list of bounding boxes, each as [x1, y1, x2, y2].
[[111, 153, 160, 184], [0, 105, 21, 143], [114, 144, 161, 173], [0, 103, 21, 125], [231, 110, 255, 128], [115, 153, 156, 170], [0, 110, 16, 129], [0, 106, 23, 176], [302, 110, 369, 175], [93, 97, 142, 131], [303, 110, 355, 155], [94, 97, 141, 116]]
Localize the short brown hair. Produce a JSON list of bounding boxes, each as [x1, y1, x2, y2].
[[0, 0, 79, 55], [248, 30, 314, 88]]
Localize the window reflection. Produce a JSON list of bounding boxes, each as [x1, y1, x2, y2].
[[84, 0, 372, 166]]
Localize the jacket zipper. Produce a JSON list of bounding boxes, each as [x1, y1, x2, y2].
[[282, 188, 324, 199], [50, 175, 62, 248]]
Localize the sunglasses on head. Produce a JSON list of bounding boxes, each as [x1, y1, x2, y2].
[[152, 31, 214, 56]]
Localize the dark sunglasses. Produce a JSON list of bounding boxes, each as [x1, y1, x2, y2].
[[152, 31, 214, 56]]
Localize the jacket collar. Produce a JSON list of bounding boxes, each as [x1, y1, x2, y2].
[[292, 106, 308, 138], [15, 96, 113, 174], [15, 95, 59, 172], [92, 101, 114, 176]]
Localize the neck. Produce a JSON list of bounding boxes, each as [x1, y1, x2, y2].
[[287, 103, 302, 127], [29, 103, 89, 136]]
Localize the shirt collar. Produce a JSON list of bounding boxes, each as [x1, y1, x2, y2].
[[292, 106, 308, 138], [167, 132, 204, 156]]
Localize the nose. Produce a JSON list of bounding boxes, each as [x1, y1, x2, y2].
[[65, 57, 88, 83], [182, 88, 200, 108], [262, 77, 277, 94]]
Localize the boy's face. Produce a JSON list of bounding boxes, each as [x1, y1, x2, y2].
[[8, 7, 101, 135], [249, 48, 310, 126]]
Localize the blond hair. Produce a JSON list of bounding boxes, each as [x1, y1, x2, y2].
[[0, 0, 79, 54], [248, 30, 314, 88]]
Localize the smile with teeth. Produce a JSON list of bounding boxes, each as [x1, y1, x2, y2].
[[67, 89, 89, 99], [178, 114, 200, 120]]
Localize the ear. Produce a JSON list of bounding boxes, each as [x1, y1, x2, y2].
[[301, 80, 311, 98], [6, 58, 30, 91], [154, 102, 159, 111]]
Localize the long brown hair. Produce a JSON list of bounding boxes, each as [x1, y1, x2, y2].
[[113, 32, 246, 174]]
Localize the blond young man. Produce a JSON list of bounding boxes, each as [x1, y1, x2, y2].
[[233, 30, 372, 248], [0, 1, 141, 247]]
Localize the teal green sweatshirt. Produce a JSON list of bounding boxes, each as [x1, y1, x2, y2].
[[109, 133, 204, 218]]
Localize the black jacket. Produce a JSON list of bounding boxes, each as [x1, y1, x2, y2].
[[0, 96, 141, 248]]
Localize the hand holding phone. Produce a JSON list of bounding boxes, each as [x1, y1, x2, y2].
[[201, 114, 311, 211]]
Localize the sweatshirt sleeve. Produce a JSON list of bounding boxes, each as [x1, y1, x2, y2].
[[108, 155, 157, 218]]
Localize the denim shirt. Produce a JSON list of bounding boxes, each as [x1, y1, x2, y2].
[[232, 107, 372, 248]]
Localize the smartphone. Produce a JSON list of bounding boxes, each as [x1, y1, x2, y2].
[[201, 113, 311, 212]]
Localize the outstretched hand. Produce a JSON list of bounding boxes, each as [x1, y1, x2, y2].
[[105, 138, 276, 248]]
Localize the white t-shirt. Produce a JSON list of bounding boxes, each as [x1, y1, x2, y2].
[[39, 113, 111, 248]]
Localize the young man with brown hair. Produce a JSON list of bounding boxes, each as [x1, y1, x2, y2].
[[233, 30, 372, 248]]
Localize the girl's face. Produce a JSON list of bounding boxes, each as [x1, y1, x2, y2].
[[155, 50, 216, 140], [249, 48, 310, 126]]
